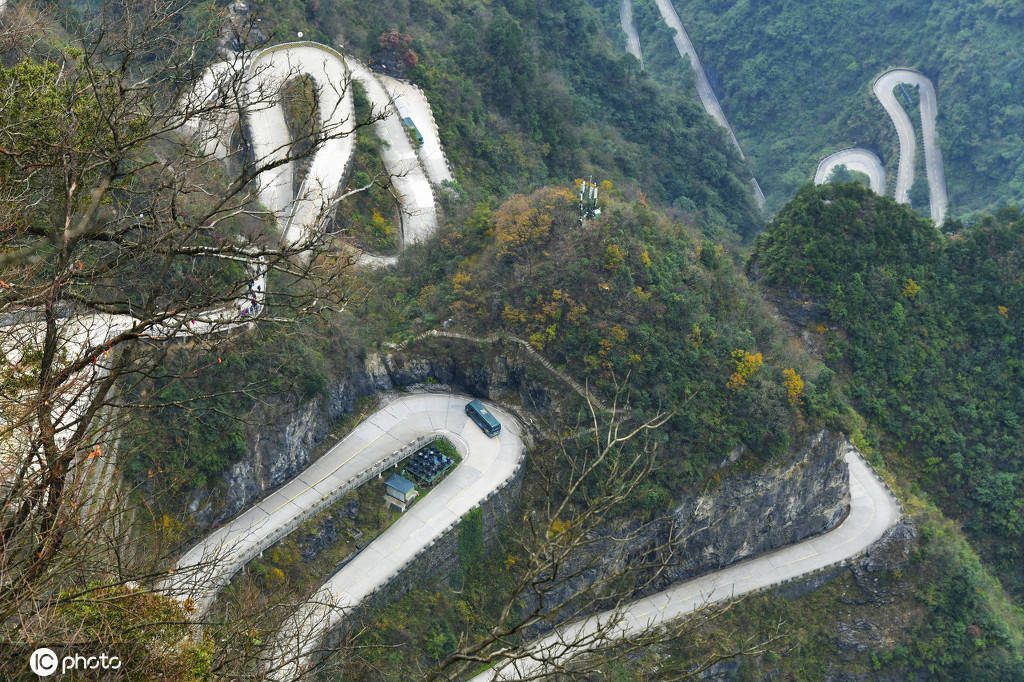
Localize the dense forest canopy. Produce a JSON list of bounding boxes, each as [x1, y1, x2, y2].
[[751, 183, 1024, 597], [666, 0, 1024, 218]]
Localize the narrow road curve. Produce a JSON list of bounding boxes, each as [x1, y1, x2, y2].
[[816, 70, 947, 225], [814, 149, 886, 195], [165, 390, 899, 679], [162, 394, 524, 621], [872, 69, 948, 224], [473, 446, 901, 680], [267, 394, 525, 679], [186, 41, 446, 251], [650, 0, 766, 211], [619, 0, 644, 69]]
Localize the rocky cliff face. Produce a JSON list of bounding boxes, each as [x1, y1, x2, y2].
[[186, 339, 550, 526], [525, 429, 851, 630], [669, 428, 850, 578]]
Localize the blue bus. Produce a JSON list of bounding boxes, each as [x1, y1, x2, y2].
[[465, 399, 501, 437]]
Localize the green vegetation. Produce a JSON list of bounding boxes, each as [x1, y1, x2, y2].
[[220, 483, 383, 597], [457, 507, 483, 583], [416, 184, 841, 491], [333, 83, 399, 254], [20, 0, 1022, 676], [751, 183, 1024, 599], [826, 164, 871, 188], [660, 0, 1024, 218], [122, 315, 350, 510], [256, 0, 762, 239], [52, 584, 215, 681]]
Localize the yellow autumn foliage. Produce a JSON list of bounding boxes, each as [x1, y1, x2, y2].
[[727, 349, 763, 391], [783, 368, 804, 407]]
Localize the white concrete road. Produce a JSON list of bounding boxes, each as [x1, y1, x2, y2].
[[163, 393, 524, 623], [650, 0, 765, 211], [473, 447, 901, 681], [814, 148, 887, 194], [346, 58, 439, 245], [872, 69, 948, 224], [184, 42, 445, 252], [816, 69, 948, 224], [267, 394, 524, 679], [619, 0, 644, 69], [244, 44, 356, 248], [376, 72, 455, 189]]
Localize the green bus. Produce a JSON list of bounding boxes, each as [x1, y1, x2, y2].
[[465, 399, 501, 437]]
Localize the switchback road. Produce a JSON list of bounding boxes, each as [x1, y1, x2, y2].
[[473, 446, 900, 680], [163, 394, 524, 624], [814, 149, 886, 194], [872, 69, 948, 224], [816, 69, 947, 225]]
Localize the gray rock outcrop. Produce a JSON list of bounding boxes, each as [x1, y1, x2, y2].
[[184, 339, 549, 528], [523, 429, 851, 632]]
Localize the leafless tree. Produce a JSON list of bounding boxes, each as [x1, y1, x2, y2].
[[0, 0, 386, 674]]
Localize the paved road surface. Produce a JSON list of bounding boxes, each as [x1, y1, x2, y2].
[[472, 446, 900, 680], [814, 148, 886, 194], [163, 393, 523, 622], [266, 393, 525, 679], [650, 0, 765, 211], [619, 0, 644, 69], [185, 42, 443, 251], [872, 69, 947, 224], [376, 73, 455, 188], [345, 58, 438, 245]]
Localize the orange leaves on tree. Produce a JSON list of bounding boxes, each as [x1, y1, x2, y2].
[[604, 243, 625, 271], [492, 187, 573, 259], [548, 518, 570, 536], [451, 267, 472, 293]]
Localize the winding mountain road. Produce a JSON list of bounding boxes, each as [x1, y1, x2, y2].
[[814, 149, 886, 194], [648, 0, 766, 211], [163, 388, 899, 679], [2, 40, 448, 534], [816, 69, 947, 224], [7, 36, 906, 680], [473, 446, 900, 680], [167, 39, 903, 682], [186, 41, 448, 251], [266, 394, 525, 679], [163, 393, 523, 621], [872, 69, 947, 224]]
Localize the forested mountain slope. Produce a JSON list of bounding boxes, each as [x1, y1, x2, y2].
[[9, 0, 1024, 679], [664, 0, 1024, 218], [315, 186, 1024, 680], [258, 0, 762, 239], [750, 183, 1024, 599]]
